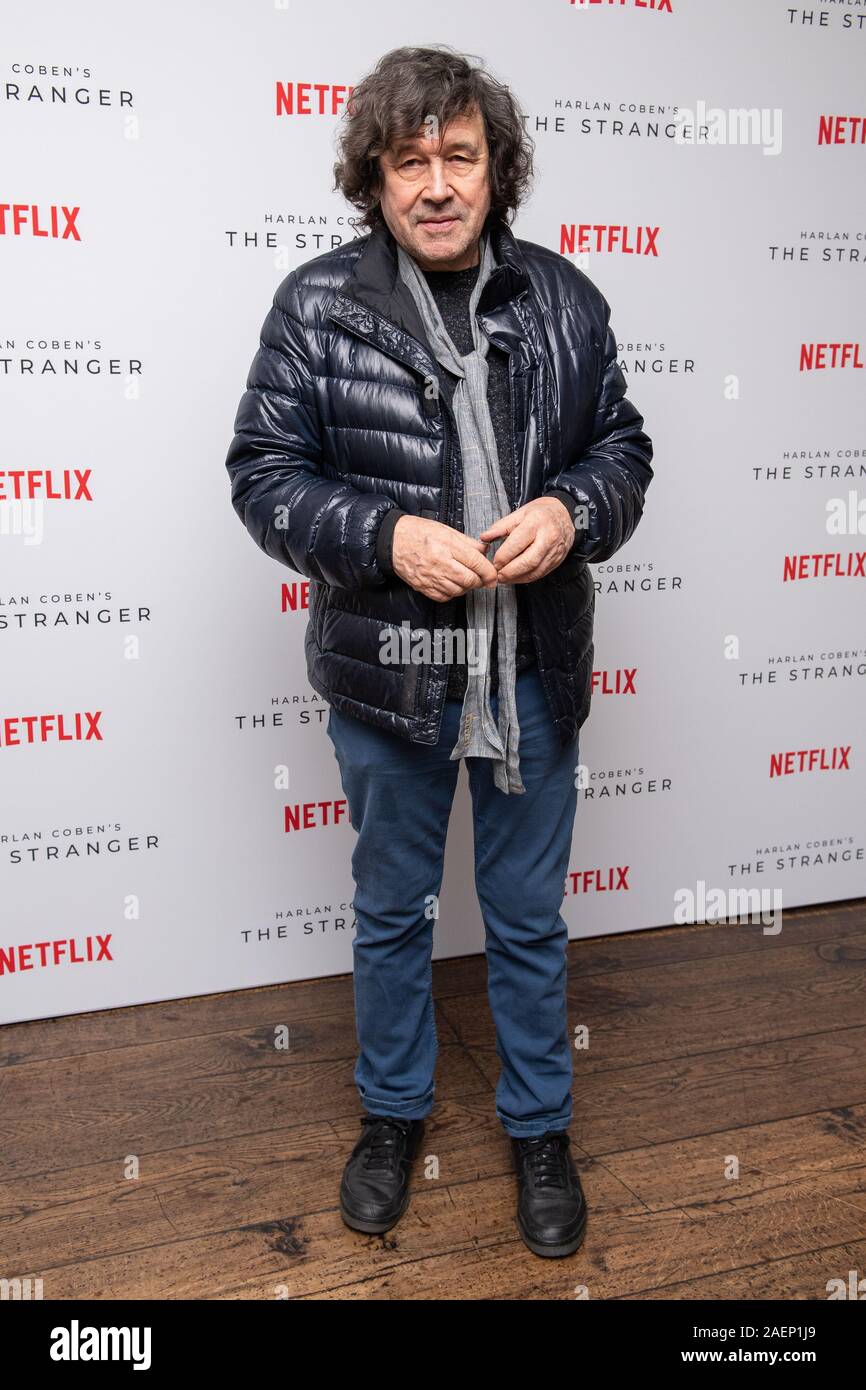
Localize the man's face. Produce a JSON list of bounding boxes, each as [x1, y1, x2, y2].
[[376, 105, 492, 271]]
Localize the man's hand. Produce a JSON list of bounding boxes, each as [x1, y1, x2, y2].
[[479, 497, 575, 583], [392, 515, 499, 601]]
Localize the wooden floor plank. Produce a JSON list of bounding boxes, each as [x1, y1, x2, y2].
[[441, 932, 866, 1075], [20, 1132, 866, 1301], [284, 1237, 866, 1302], [0, 1032, 488, 1183], [2, 900, 862, 1067], [0, 899, 863, 1299]]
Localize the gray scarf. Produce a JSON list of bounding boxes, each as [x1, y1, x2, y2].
[[397, 232, 524, 795]]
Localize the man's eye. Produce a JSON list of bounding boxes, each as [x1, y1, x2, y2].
[[400, 155, 470, 170]]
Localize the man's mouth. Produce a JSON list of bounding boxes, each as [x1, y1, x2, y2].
[[419, 217, 459, 229]]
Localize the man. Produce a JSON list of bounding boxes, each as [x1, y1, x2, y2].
[[225, 45, 653, 1259]]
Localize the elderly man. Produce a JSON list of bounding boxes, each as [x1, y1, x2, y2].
[[226, 44, 653, 1259]]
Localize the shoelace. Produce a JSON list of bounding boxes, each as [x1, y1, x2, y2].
[[520, 1132, 570, 1189], [359, 1115, 413, 1173]]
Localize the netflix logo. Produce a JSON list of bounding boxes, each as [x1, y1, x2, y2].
[[818, 116, 866, 145], [566, 866, 630, 894], [591, 667, 637, 695], [284, 799, 349, 832], [769, 745, 851, 777], [282, 581, 310, 613], [275, 83, 353, 116], [799, 343, 863, 371], [0, 469, 92, 501], [1, 712, 103, 747], [0, 203, 80, 239], [560, 224, 659, 257], [569, 0, 672, 10], [783, 551, 866, 580], [0, 934, 112, 975]]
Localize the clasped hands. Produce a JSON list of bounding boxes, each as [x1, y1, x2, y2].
[[391, 496, 575, 603]]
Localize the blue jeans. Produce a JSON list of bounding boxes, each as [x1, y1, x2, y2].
[[326, 666, 579, 1138]]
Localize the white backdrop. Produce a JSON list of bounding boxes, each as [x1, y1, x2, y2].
[[2, 0, 864, 1025]]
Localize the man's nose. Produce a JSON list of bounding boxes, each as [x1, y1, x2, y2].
[[423, 161, 453, 201]]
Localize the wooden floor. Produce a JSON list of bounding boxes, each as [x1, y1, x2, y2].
[[2, 898, 865, 1300]]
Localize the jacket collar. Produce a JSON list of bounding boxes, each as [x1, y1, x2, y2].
[[328, 212, 531, 369]]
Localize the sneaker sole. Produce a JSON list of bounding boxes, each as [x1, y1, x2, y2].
[[340, 1187, 411, 1235], [516, 1206, 587, 1258]]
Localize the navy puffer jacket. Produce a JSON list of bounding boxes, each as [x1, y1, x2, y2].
[[225, 214, 653, 746]]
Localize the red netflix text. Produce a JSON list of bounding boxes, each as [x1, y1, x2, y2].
[[0, 469, 92, 500], [1, 712, 103, 747], [561, 224, 659, 256], [0, 935, 112, 974], [0, 203, 81, 239], [818, 116, 866, 145], [799, 343, 863, 371], [769, 745, 851, 777], [566, 867, 630, 894], [783, 552, 866, 580], [275, 83, 354, 116], [281, 581, 310, 613], [591, 668, 637, 695], [284, 799, 349, 832]]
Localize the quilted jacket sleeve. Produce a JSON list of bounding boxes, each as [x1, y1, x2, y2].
[[543, 293, 653, 565], [225, 271, 399, 589]]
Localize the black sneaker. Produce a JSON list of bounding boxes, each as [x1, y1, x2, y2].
[[340, 1115, 425, 1234], [511, 1130, 587, 1258]]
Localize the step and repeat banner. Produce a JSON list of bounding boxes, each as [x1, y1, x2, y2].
[[2, 0, 864, 1024]]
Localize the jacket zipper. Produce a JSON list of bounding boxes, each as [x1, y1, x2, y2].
[[439, 389, 454, 528], [537, 362, 549, 463], [507, 357, 519, 509], [506, 350, 544, 676], [418, 385, 457, 723]]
